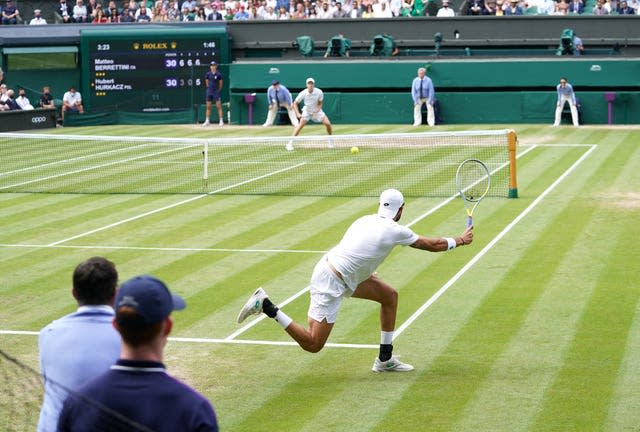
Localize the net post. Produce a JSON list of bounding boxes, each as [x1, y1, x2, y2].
[[507, 129, 518, 198]]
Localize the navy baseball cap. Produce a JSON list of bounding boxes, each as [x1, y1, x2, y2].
[[271, 79, 280, 85], [115, 275, 186, 326], [210, 61, 217, 65]]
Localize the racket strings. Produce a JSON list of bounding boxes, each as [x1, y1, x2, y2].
[[458, 164, 490, 202]]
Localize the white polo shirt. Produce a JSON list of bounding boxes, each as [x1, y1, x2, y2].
[[63, 90, 82, 106], [326, 214, 419, 292], [294, 87, 323, 115]]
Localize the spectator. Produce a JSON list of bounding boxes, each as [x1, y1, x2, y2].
[[106, 1, 120, 21], [0, 84, 9, 111], [40, 86, 56, 109], [72, 0, 88, 22], [2, 0, 20, 24], [291, 2, 306, 17], [627, 0, 638, 11], [374, 1, 394, 16], [483, 0, 498, 14], [617, 0, 635, 12], [37, 257, 121, 432], [412, 67, 435, 127], [568, 0, 583, 12], [234, 3, 250, 17], [166, 0, 180, 19], [465, 0, 483, 14], [262, 80, 299, 127], [554, 0, 569, 13], [436, 0, 455, 14], [263, 4, 278, 17], [152, 3, 168, 20], [136, 4, 152, 20], [317, 1, 332, 16], [57, 0, 73, 22], [362, 3, 375, 15], [332, 1, 349, 16], [93, 6, 109, 21], [389, 0, 402, 15], [15, 88, 34, 110], [592, 0, 611, 13], [504, 0, 523, 13], [495, 0, 505, 14], [62, 86, 84, 122], [0, 67, 4, 85], [4, 89, 21, 110], [536, 0, 555, 14], [57, 275, 219, 432], [181, 0, 197, 9], [29, 8, 47, 24], [120, 6, 135, 20], [553, 77, 579, 127], [208, 3, 224, 18]]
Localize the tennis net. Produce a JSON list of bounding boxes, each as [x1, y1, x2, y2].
[[0, 130, 518, 197]]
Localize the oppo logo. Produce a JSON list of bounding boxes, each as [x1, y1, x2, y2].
[[31, 116, 47, 124]]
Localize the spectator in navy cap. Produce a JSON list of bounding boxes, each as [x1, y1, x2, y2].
[[57, 275, 219, 432]]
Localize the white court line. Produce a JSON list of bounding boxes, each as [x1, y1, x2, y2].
[[393, 144, 598, 339], [0, 330, 377, 349], [0, 142, 154, 177], [46, 162, 306, 246], [0, 244, 325, 254], [1, 145, 199, 191]]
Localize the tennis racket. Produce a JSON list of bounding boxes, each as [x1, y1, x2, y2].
[[455, 159, 491, 227]]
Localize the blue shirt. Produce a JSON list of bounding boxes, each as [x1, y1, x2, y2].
[[556, 83, 576, 105], [266, 84, 293, 106], [205, 70, 223, 94], [411, 76, 435, 105], [57, 359, 219, 432], [38, 305, 120, 432]]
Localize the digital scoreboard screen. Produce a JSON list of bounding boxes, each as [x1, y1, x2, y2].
[[80, 27, 229, 112]]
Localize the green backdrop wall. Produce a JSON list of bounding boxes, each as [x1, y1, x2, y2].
[[228, 59, 639, 125]]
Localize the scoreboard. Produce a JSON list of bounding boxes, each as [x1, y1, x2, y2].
[[79, 26, 230, 112]]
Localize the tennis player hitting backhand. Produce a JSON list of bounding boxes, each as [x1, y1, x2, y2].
[[286, 77, 333, 151], [238, 189, 474, 372]]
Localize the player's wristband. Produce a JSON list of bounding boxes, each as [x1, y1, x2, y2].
[[445, 237, 456, 250]]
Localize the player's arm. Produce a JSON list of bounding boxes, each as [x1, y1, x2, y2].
[[410, 226, 473, 252]]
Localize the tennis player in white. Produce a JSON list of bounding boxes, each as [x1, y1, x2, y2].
[[238, 189, 474, 372], [286, 77, 333, 151]]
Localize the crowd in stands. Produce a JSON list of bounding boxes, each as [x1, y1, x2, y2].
[[0, 0, 635, 24]]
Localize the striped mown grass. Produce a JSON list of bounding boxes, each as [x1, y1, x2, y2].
[[1, 124, 639, 431]]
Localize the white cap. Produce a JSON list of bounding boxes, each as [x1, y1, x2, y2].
[[306, 77, 315, 84], [378, 189, 404, 219]]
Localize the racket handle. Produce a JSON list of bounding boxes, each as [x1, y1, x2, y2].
[[467, 215, 473, 227]]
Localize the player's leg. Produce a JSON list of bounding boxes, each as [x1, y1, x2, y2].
[[413, 100, 423, 126], [426, 102, 435, 127], [569, 101, 580, 127], [263, 104, 277, 127], [321, 113, 333, 135], [285, 104, 299, 127], [553, 99, 564, 126], [215, 99, 224, 126], [204, 99, 212, 126], [352, 274, 414, 372], [236, 288, 335, 353]]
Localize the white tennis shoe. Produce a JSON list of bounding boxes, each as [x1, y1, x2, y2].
[[285, 140, 294, 151], [202, 120, 210, 127], [237, 288, 268, 323], [372, 356, 414, 372]]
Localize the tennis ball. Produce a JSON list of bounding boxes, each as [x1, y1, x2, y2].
[[350, 146, 359, 154]]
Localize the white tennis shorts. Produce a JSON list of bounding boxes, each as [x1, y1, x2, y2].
[[301, 109, 326, 122], [308, 258, 349, 324]]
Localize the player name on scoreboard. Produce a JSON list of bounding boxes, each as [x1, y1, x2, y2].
[[80, 27, 229, 112]]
